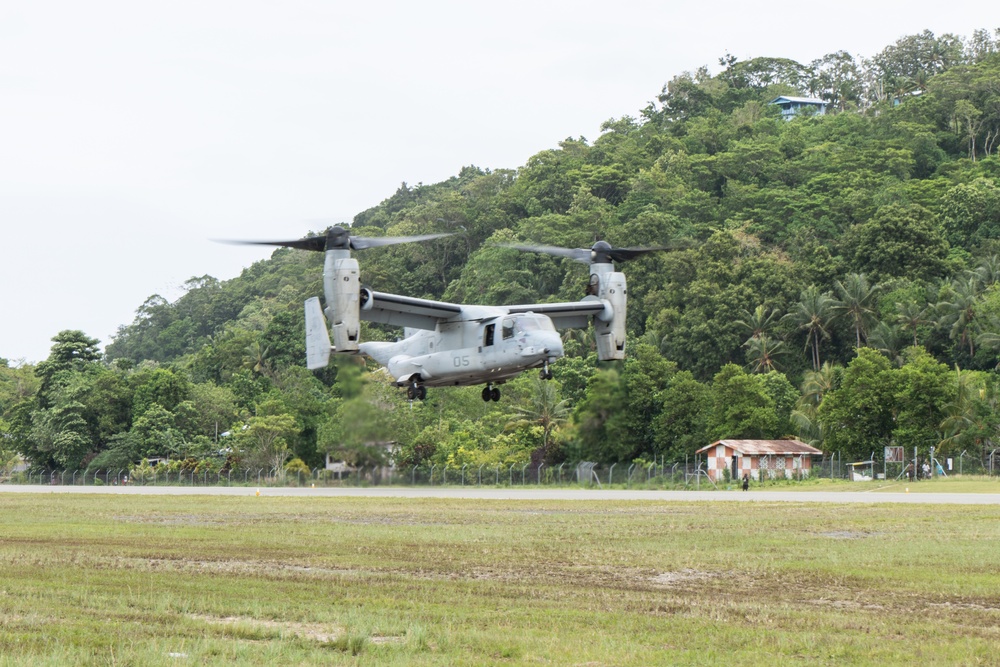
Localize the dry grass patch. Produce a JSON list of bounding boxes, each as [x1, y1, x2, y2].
[[2, 493, 1000, 665]]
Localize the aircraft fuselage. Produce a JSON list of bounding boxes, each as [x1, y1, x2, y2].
[[360, 312, 563, 387]]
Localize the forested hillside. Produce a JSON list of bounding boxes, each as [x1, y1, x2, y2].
[[4, 29, 1000, 476]]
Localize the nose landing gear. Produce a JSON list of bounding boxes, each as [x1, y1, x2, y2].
[[481, 384, 501, 402], [539, 361, 553, 381], [406, 382, 427, 401]]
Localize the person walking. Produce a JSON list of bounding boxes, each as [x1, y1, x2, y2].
[[742, 473, 749, 491]]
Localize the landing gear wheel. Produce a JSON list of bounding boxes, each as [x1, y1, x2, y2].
[[481, 386, 492, 402], [417, 385, 427, 401], [490, 387, 501, 402], [540, 362, 553, 380], [406, 385, 416, 400]]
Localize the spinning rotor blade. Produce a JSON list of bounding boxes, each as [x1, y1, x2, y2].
[[224, 236, 327, 252], [350, 232, 453, 249], [500, 240, 690, 264], [499, 243, 592, 263], [219, 225, 453, 252], [606, 246, 687, 261]]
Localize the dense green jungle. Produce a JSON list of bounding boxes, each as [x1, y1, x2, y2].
[[4, 29, 1000, 477]]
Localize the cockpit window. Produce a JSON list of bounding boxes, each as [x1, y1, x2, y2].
[[502, 318, 515, 340], [516, 317, 540, 332], [514, 314, 555, 332]]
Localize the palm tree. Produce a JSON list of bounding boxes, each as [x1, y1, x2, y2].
[[935, 277, 982, 357], [894, 300, 932, 347], [782, 286, 837, 370], [939, 365, 986, 452], [244, 340, 274, 378], [832, 273, 879, 348], [971, 255, 1000, 288], [743, 334, 786, 373], [507, 377, 571, 454], [867, 322, 906, 367], [800, 362, 839, 408], [975, 314, 1000, 368], [735, 305, 781, 342], [791, 407, 826, 448]]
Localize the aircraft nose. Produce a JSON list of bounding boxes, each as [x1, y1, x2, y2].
[[541, 331, 563, 359]]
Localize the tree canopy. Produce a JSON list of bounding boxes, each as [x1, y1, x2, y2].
[[4, 28, 1000, 475]]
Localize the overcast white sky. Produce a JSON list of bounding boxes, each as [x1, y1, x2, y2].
[[0, 1, 993, 363]]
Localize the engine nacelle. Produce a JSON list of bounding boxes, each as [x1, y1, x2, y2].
[[592, 268, 627, 361], [323, 250, 361, 352]]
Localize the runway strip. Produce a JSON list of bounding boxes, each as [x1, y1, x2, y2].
[[1, 484, 998, 504]]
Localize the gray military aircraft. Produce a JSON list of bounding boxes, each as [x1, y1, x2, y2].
[[235, 226, 666, 401]]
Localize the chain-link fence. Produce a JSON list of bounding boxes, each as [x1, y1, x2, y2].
[[5, 462, 705, 489], [5, 453, 1000, 489], [813, 450, 1000, 481]]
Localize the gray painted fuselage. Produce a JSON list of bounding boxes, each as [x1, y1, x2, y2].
[[360, 311, 563, 387]]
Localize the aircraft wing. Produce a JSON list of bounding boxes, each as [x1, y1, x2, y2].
[[363, 291, 464, 330], [507, 298, 607, 329]]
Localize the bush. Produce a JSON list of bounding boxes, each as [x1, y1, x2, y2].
[[285, 457, 311, 476]]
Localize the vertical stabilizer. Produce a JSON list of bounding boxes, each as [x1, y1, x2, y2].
[[304, 297, 332, 369]]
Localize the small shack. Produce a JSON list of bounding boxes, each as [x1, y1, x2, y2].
[[769, 96, 827, 120], [696, 439, 823, 482]]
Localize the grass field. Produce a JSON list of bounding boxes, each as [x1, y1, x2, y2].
[[1, 493, 999, 665], [753, 475, 1000, 494]]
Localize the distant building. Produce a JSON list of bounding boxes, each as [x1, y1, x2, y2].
[[769, 96, 827, 120], [325, 441, 396, 479], [696, 439, 824, 482]]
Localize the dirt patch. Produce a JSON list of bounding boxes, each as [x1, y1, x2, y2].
[[650, 569, 718, 586], [188, 614, 407, 645], [817, 530, 878, 539], [105, 555, 368, 579], [807, 598, 885, 611], [189, 614, 342, 643], [928, 601, 1000, 613]]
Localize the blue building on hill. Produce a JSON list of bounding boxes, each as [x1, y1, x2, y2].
[[769, 96, 827, 119]]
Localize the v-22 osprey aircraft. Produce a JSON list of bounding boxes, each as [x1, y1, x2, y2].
[[237, 226, 667, 402]]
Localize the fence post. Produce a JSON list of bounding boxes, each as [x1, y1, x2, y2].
[[557, 462, 564, 485], [461, 464, 468, 486], [509, 464, 515, 486], [478, 464, 484, 486], [521, 463, 528, 485], [537, 462, 544, 485], [609, 462, 617, 486]]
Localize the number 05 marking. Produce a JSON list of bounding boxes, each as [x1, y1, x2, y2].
[[453, 355, 471, 367]]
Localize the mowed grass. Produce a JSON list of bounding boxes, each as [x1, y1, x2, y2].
[[752, 475, 1000, 494], [1, 494, 999, 666]]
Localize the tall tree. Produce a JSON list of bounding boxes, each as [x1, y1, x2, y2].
[[936, 277, 982, 358], [783, 286, 837, 370], [832, 273, 880, 348], [506, 377, 570, 462]]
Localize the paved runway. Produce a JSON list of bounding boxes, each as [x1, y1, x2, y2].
[[1, 484, 998, 504]]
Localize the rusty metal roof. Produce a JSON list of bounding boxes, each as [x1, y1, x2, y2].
[[696, 439, 823, 456]]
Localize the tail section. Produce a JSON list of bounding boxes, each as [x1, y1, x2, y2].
[[304, 297, 332, 369]]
